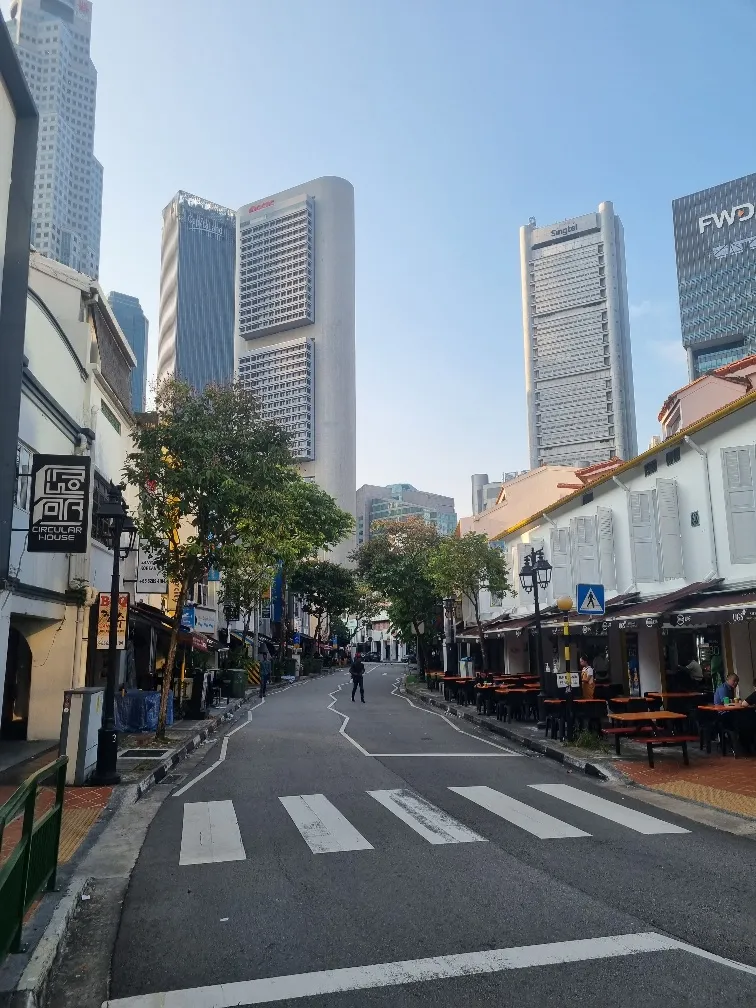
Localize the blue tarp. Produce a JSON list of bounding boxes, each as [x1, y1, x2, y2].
[[115, 690, 173, 732]]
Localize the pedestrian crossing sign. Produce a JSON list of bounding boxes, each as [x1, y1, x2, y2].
[[576, 583, 605, 616]]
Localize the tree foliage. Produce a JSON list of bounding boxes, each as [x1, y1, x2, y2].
[[219, 539, 278, 653], [429, 531, 512, 669], [124, 377, 296, 735], [290, 560, 359, 649]]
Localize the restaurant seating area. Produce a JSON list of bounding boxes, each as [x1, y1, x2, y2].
[[420, 673, 756, 768]]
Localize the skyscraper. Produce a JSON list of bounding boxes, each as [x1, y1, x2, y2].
[[235, 177, 356, 560], [158, 191, 236, 391], [521, 201, 637, 469], [108, 292, 148, 412], [356, 484, 457, 546], [6, 0, 102, 278], [673, 173, 756, 379]]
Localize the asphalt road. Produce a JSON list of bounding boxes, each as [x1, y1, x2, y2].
[[104, 665, 756, 1008]]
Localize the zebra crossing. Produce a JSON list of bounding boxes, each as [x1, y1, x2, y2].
[[178, 783, 690, 864]]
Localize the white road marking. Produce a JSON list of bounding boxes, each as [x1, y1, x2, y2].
[[530, 784, 691, 835], [368, 788, 486, 844], [279, 794, 374, 854], [449, 785, 589, 839], [369, 753, 510, 757], [102, 931, 756, 1006], [326, 684, 370, 755], [179, 801, 246, 865], [390, 682, 517, 753]]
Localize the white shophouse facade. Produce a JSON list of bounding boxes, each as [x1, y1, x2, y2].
[[472, 394, 756, 698]]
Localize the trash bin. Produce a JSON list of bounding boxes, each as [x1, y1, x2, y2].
[[221, 668, 247, 699]]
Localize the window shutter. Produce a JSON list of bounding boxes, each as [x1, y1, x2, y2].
[[596, 506, 616, 590], [656, 478, 684, 579], [570, 516, 599, 591], [628, 490, 659, 583], [722, 446, 756, 564], [550, 527, 571, 599]]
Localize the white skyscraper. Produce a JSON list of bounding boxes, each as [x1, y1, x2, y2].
[[235, 177, 356, 560], [521, 201, 637, 469], [6, 0, 102, 278]]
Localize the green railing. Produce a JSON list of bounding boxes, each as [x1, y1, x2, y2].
[[0, 756, 67, 962]]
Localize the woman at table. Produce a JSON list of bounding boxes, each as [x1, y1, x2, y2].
[[579, 655, 595, 699]]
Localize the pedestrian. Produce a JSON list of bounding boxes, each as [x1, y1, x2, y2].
[[579, 655, 595, 699], [259, 660, 270, 699], [350, 654, 365, 703]]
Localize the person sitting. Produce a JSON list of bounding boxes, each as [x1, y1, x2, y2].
[[713, 673, 742, 706]]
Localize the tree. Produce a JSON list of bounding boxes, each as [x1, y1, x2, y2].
[[124, 377, 296, 736], [219, 541, 278, 660], [352, 517, 440, 674], [428, 531, 512, 670], [290, 561, 358, 650]]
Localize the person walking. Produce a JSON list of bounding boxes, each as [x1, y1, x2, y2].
[[350, 655, 366, 703], [258, 660, 270, 699]]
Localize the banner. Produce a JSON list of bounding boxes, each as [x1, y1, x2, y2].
[[136, 545, 168, 594], [96, 592, 129, 650], [27, 455, 91, 553]]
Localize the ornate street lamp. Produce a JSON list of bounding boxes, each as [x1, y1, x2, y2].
[[92, 483, 137, 785], [519, 547, 552, 699]]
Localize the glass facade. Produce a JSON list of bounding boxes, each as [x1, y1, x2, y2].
[[108, 292, 148, 412], [673, 174, 756, 378], [158, 193, 236, 391]]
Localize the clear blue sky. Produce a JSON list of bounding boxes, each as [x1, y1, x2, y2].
[[27, 0, 756, 516]]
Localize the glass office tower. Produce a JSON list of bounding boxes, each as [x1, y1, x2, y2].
[[108, 292, 148, 412]]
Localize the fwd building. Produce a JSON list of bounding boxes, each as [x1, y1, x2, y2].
[[521, 202, 637, 469], [673, 173, 756, 379], [235, 177, 356, 559]]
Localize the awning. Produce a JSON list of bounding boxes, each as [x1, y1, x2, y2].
[[601, 581, 715, 628], [483, 615, 535, 637], [669, 588, 756, 627]]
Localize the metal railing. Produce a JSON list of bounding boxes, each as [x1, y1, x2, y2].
[[0, 756, 67, 962]]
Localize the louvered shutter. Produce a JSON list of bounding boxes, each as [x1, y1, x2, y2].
[[596, 506, 616, 590], [628, 490, 659, 583], [656, 479, 684, 579], [722, 446, 756, 563], [550, 527, 571, 599], [570, 516, 599, 591]]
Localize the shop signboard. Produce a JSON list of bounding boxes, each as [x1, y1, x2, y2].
[[96, 593, 129, 650], [556, 673, 580, 688], [194, 606, 217, 634], [181, 605, 196, 630], [27, 455, 91, 553], [136, 545, 168, 594]]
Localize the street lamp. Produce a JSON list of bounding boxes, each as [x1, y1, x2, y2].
[[442, 596, 457, 677], [519, 547, 552, 698], [92, 483, 137, 785]]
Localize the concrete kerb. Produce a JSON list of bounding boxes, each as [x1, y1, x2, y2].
[[403, 681, 622, 782]]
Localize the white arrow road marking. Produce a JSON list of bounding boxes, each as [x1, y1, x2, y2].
[[279, 794, 374, 854], [368, 788, 486, 844], [179, 801, 246, 865], [450, 785, 590, 839], [101, 932, 756, 1006], [529, 784, 691, 835]]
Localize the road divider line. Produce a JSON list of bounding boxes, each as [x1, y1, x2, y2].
[[368, 788, 487, 845], [326, 684, 370, 756], [529, 783, 691, 835], [105, 930, 756, 1007], [450, 785, 590, 839], [279, 794, 374, 854], [179, 800, 246, 865]]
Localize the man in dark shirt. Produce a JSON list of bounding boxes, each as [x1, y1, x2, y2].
[[350, 656, 366, 703], [713, 673, 740, 706]]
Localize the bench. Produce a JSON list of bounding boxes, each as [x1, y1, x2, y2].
[[633, 734, 699, 768], [601, 726, 653, 755]]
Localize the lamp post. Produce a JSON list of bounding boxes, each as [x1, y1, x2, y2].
[[519, 547, 552, 699], [442, 597, 457, 677], [92, 483, 137, 786], [556, 595, 574, 741]]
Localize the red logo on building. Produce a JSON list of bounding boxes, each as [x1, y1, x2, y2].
[[248, 199, 274, 214]]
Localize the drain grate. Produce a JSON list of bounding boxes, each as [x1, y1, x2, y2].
[[119, 748, 170, 760]]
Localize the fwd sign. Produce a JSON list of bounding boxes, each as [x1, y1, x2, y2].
[[699, 203, 755, 233]]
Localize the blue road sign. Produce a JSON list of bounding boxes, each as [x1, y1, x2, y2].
[[576, 583, 605, 616]]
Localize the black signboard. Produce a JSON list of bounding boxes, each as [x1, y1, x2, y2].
[[27, 455, 91, 553]]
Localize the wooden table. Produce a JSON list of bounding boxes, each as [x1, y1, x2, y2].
[[697, 704, 756, 755], [607, 710, 691, 766], [608, 711, 686, 722]]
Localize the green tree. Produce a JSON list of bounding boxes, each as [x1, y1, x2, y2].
[[124, 377, 296, 736], [352, 517, 440, 674], [219, 540, 278, 660], [290, 560, 358, 650], [428, 531, 512, 670]]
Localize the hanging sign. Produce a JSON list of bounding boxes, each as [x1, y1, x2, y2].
[[27, 455, 91, 553], [136, 545, 168, 594], [96, 592, 129, 650]]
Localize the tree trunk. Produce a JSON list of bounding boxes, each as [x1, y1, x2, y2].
[[413, 622, 426, 675], [473, 597, 489, 671], [158, 577, 188, 739], [252, 604, 259, 663]]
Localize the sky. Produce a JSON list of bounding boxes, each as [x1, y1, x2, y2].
[[13, 0, 756, 519]]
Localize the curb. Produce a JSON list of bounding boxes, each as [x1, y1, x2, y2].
[[0, 877, 90, 1008], [405, 683, 617, 781], [132, 691, 255, 800]]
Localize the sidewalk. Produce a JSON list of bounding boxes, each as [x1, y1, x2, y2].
[[404, 679, 756, 821]]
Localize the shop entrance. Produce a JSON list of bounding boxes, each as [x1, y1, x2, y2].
[[1, 627, 32, 740]]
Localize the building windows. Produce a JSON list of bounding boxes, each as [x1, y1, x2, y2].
[[665, 446, 681, 467], [644, 459, 658, 477]]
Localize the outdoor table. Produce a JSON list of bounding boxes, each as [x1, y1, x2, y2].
[[648, 691, 705, 715], [697, 704, 756, 756], [608, 710, 691, 766], [607, 696, 656, 713], [475, 684, 497, 715]]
